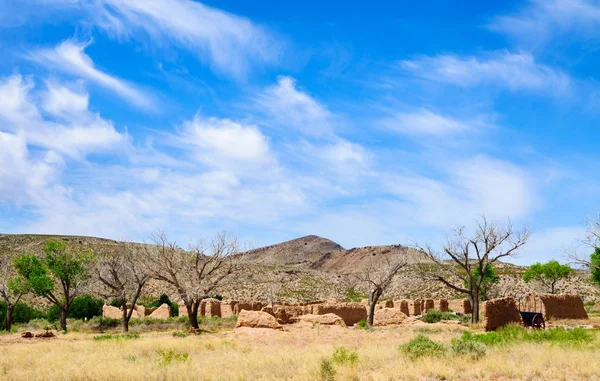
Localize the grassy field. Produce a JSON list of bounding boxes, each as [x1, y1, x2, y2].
[[1, 318, 600, 381]]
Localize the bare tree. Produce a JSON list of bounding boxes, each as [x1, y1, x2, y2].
[[0, 252, 29, 331], [96, 242, 151, 332], [145, 231, 240, 330], [415, 216, 530, 323], [354, 247, 410, 328], [568, 213, 600, 281]]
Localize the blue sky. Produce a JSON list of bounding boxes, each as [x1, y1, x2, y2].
[[0, 0, 598, 264]]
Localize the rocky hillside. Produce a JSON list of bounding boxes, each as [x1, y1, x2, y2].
[[1, 233, 598, 303], [240, 235, 344, 267]]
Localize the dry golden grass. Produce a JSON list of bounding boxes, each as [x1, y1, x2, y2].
[[1, 322, 599, 380]]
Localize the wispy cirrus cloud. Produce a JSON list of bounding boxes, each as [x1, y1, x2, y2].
[[489, 0, 600, 48], [27, 39, 151, 108], [10, 0, 284, 80], [400, 50, 571, 94], [381, 108, 490, 137], [93, 0, 284, 79]]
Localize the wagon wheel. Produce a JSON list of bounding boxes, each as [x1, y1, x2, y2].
[[531, 314, 545, 330]]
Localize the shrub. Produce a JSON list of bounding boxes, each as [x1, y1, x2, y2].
[[400, 334, 446, 360], [157, 349, 189, 367], [87, 316, 121, 331], [420, 309, 462, 324], [48, 295, 103, 321], [450, 338, 487, 359], [319, 358, 336, 381], [0, 302, 47, 329], [331, 347, 358, 365], [356, 319, 367, 329]]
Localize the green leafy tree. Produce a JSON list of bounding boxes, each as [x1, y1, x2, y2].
[[590, 247, 600, 287], [13, 240, 94, 332], [523, 260, 573, 294], [0, 251, 31, 331], [464, 264, 500, 301]]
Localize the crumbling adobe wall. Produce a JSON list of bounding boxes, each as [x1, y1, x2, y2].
[[524, 294, 588, 320], [448, 299, 472, 314], [482, 297, 522, 331], [312, 302, 367, 326], [435, 299, 449, 312], [393, 300, 421, 316]]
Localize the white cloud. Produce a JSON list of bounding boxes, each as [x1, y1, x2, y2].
[[28, 40, 151, 108], [0, 74, 128, 159], [381, 108, 477, 136], [33, 0, 282, 79], [177, 114, 275, 172], [256, 76, 333, 136], [400, 51, 570, 93], [384, 155, 536, 228], [489, 0, 600, 48], [0, 131, 62, 204], [514, 226, 587, 265]]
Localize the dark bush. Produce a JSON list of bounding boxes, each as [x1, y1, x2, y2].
[[147, 294, 178, 317], [1, 301, 47, 328], [48, 295, 104, 321]]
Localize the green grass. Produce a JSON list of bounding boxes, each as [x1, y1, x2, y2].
[[92, 332, 140, 341], [459, 325, 594, 346]]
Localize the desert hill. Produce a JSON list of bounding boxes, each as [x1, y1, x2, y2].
[[0, 233, 597, 303], [240, 235, 344, 267]]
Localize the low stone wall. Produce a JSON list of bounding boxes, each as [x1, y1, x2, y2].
[[523, 294, 588, 320], [482, 297, 522, 331]]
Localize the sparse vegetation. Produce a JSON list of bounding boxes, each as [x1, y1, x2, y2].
[[319, 357, 337, 381], [331, 346, 359, 365], [400, 334, 446, 360], [419, 309, 462, 323]]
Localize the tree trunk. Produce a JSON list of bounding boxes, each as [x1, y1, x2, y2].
[[121, 300, 129, 333], [5, 305, 14, 332], [188, 301, 200, 330], [470, 291, 480, 324], [59, 307, 68, 332], [367, 290, 381, 328], [551, 282, 556, 294]]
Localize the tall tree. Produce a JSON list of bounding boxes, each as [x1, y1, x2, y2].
[[523, 260, 573, 294], [416, 216, 529, 323], [355, 247, 410, 328], [96, 242, 151, 332], [13, 240, 94, 332], [145, 232, 240, 330], [0, 251, 30, 331]]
